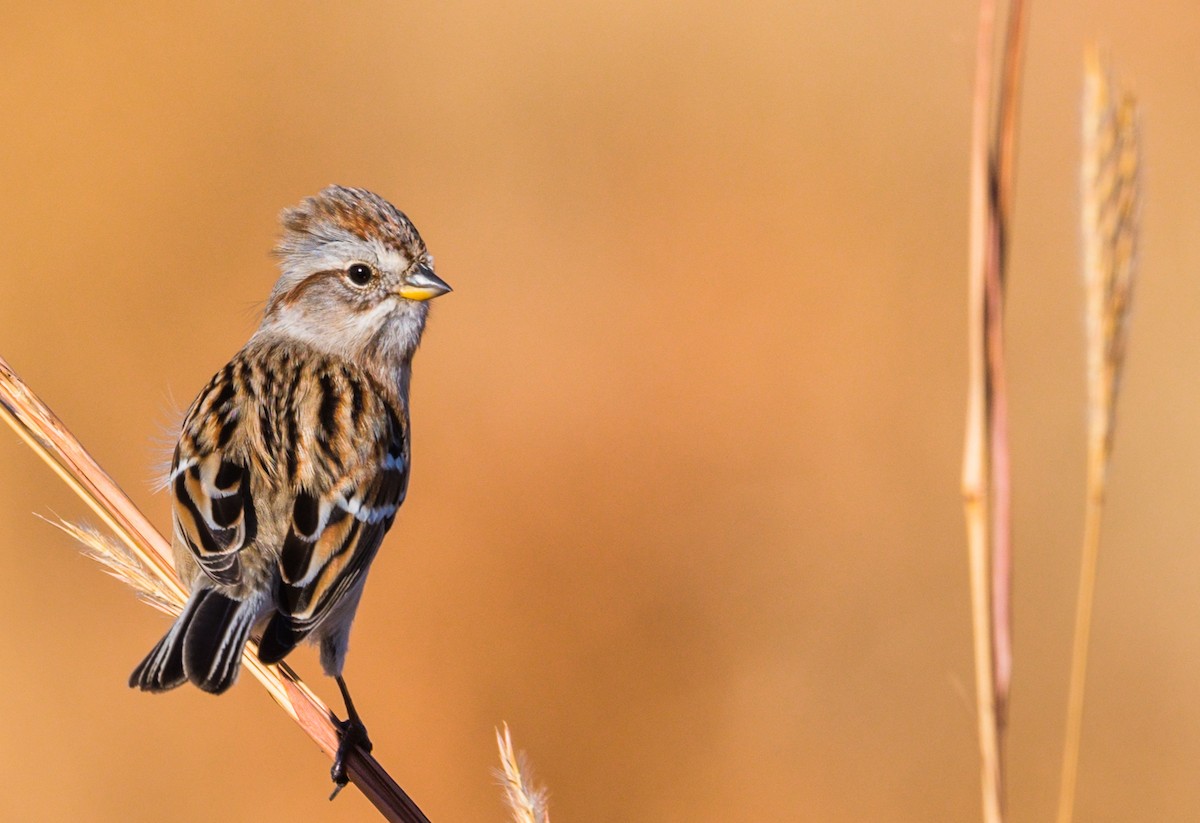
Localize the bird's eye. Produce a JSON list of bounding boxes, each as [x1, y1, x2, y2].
[[346, 263, 374, 286]]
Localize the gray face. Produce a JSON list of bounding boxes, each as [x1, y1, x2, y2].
[[257, 186, 450, 363]]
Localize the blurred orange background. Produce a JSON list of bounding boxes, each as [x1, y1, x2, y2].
[[2, 2, 1199, 821]]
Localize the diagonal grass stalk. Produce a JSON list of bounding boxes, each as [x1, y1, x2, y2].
[[0, 353, 430, 823]]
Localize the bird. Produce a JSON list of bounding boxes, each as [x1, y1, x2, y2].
[[129, 185, 451, 795]]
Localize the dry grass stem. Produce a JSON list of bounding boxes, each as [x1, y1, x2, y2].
[[495, 724, 550, 823], [962, 2, 1028, 821], [1055, 50, 1141, 823], [989, 0, 1029, 715], [962, 6, 1002, 812], [0, 353, 430, 823]]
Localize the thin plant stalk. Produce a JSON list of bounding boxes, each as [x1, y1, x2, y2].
[[990, 0, 1030, 715], [1055, 50, 1140, 823], [962, 0, 1002, 811], [962, 1, 1029, 821], [0, 353, 431, 823]]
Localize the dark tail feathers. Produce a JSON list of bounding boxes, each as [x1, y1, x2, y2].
[[129, 588, 259, 694], [255, 612, 306, 666]]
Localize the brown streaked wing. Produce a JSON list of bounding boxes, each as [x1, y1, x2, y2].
[[172, 358, 258, 586]]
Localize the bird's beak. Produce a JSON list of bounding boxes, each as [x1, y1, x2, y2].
[[396, 265, 452, 301]]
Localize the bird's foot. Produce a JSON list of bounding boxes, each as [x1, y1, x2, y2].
[[329, 715, 373, 800]]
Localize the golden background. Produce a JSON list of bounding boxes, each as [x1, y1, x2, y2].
[[0, 2, 1197, 821]]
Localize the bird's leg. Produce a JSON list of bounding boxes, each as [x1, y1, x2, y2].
[[329, 675, 373, 800]]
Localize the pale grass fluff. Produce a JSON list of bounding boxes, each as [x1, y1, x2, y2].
[[495, 723, 550, 823], [43, 516, 181, 615]]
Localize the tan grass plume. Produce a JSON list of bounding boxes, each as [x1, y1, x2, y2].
[[495, 723, 550, 823], [1056, 48, 1141, 823], [40, 516, 180, 615]]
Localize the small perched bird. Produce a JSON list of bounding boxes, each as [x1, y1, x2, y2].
[[130, 185, 451, 794]]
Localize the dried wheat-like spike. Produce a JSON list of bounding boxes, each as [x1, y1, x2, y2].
[[495, 723, 550, 823], [1056, 48, 1141, 823], [1082, 49, 1141, 470]]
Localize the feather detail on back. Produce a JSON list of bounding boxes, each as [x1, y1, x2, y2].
[[259, 396, 408, 672], [170, 340, 405, 581], [164, 337, 408, 677]]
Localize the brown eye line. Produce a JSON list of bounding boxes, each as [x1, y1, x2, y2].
[[346, 263, 374, 286]]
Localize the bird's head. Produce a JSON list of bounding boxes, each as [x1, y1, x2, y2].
[[259, 185, 451, 362]]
